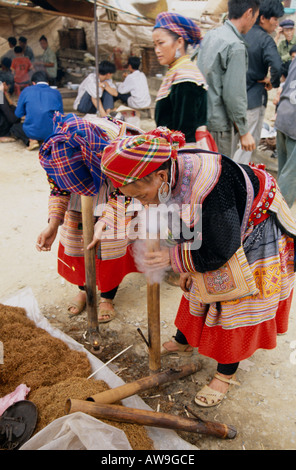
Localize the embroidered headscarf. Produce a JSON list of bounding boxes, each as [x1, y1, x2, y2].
[[153, 12, 202, 45], [101, 127, 186, 188]]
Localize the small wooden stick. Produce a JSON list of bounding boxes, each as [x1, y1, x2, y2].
[[87, 345, 133, 379]]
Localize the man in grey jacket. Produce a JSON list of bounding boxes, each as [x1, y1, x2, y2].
[[197, 0, 260, 157], [233, 0, 284, 164], [275, 57, 296, 208]]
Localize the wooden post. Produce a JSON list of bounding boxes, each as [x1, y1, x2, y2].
[[146, 238, 161, 373], [93, 0, 100, 117], [81, 195, 100, 351]]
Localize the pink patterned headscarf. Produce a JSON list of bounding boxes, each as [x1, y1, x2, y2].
[[154, 12, 202, 45]]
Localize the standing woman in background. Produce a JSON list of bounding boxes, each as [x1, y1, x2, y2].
[[153, 12, 208, 144]]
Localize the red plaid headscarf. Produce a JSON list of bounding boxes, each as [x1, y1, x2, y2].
[[101, 127, 186, 188], [154, 12, 201, 45]]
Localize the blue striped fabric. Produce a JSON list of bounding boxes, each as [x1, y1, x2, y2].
[[39, 112, 110, 196]]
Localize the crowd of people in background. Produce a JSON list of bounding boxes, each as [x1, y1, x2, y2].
[[1, 4, 295, 164], [0, 34, 60, 149], [0, 32, 152, 149]]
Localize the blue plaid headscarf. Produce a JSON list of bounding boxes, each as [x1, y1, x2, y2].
[[154, 12, 201, 45], [39, 112, 110, 196]]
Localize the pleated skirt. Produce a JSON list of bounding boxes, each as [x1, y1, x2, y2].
[[57, 210, 138, 292], [175, 217, 295, 364]]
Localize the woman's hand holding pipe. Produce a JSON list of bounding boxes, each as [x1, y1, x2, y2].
[[144, 247, 171, 269], [87, 220, 106, 250]]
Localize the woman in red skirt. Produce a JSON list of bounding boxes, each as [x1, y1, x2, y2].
[[88, 127, 296, 406], [36, 112, 140, 321]]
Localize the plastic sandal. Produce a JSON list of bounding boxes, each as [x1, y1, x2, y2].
[[160, 337, 194, 357], [67, 299, 86, 316], [195, 373, 240, 407], [98, 298, 116, 323]]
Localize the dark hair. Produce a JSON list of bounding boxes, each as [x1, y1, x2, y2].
[[19, 36, 27, 44], [99, 60, 116, 75], [161, 28, 189, 52], [228, 0, 260, 19], [257, 0, 284, 22], [14, 46, 23, 54], [290, 45, 296, 56], [31, 71, 49, 83], [0, 71, 14, 86], [39, 35, 47, 42], [142, 159, 172, 183], [128, 56, 141, 70], [8, 37, 17, 47], [1, 57, 12, 69]]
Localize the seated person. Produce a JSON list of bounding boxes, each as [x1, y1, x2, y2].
[[34, 35, 57, 85], [0, 78, 32, 147], [73, 60, 116, 116], [11, 46, 33, 96], [1, 57, 14, 95], [104, 56, 151, 109], [15, 71, 64, 147]]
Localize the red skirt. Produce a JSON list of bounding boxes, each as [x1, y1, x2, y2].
[[57, 242, 138, 293], [175, 292, 293, 364]]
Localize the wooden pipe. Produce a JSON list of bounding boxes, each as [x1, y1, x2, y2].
[[146, 238, 161, 373], [81, 195, 100, 350], [86, 363, 201, 403], [65, 399, 237, 439]]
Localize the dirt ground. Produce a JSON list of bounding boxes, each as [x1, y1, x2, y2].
[[1, 109, 296, 451]]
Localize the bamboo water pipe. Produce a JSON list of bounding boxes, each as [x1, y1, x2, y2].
[[86, 363, 201, 403], [65, 399, 237, 439], [81, 195, 100, 351], [146, 238, 161, 373]]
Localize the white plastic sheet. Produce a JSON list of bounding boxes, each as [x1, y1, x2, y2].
[[20, 412, 133, 450], [1, 287, 198, 451]]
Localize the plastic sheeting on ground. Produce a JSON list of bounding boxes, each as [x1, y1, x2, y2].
[[20, 412, 133, 450]]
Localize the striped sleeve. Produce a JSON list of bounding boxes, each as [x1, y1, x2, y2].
[[170, 242, 197, 273], [48, 195, 70, 224]]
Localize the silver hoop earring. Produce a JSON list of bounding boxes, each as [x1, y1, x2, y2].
[[158, 181, 171, 204]]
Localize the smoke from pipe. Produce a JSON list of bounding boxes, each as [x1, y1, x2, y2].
[[132, 239, 171, 285]]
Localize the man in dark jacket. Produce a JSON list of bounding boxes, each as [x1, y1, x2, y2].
[[234, 0, 284, 164]]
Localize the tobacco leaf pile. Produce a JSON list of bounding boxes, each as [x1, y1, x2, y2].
[[0, 304, 154, 450]]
